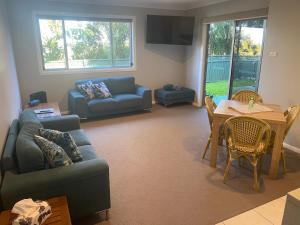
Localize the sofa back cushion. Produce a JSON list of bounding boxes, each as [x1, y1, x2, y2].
[[75, 76, 136, 96], [16, 122, 45, 173], [109, 77, 135, 95], [2, 119, 19, 171]]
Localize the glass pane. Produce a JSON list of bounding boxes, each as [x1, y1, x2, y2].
[[111, 22, 131, 67], [231, 19, 266, 95], [39, 19, 66, 70], [205, 21, 234, 105], [65, 20, 111, 69]]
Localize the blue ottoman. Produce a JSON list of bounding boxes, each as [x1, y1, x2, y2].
[[154, 87, 195, 106]]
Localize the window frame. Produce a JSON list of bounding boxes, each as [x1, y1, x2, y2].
[[33, 12, 137, 75]]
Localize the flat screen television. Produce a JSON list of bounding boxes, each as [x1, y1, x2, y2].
[[146, 15, 195, 45]]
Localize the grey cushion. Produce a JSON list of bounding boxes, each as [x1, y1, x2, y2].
[[113, 94, 143, 109], [16, 122, 45, 173], [39, 128, 83, 162], [109, 77, 136, 95], [19, 109, 41, 128], [88, 98, 118, 113], [68, 129, 91, 146], [34, 135, 73, 168], [79, 145, 98, 161]]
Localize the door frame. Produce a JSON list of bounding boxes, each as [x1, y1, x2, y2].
[[202, 17, 267, 103]]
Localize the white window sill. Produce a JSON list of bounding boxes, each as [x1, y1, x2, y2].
[[40, 66, 137, 76]]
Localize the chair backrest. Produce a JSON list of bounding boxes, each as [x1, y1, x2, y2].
[[224, 116, 271, 154], [231, 90, 263, 103], [284, 105, 300, 138], [205, 96, 216, 130]]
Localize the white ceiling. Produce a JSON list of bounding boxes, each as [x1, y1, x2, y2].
[[48, 0, 232, 10]]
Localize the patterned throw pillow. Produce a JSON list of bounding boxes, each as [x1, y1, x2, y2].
[[92, 82, 112, 98], [76, 81, 95, 100], [34, 135, 73, 168], [39, 128, 83, 162]]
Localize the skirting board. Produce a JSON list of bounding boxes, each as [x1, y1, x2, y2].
[[283, 143, 300, 154]]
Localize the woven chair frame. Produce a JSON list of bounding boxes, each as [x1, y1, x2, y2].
[[223, 116, 271, 191], [231, 90, 263, 103], [224, 116, 271, 155]]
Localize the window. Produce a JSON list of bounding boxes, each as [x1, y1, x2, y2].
[[37, 16, 134, 72]]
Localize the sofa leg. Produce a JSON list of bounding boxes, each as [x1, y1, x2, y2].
[[105, 209, 110, 220]]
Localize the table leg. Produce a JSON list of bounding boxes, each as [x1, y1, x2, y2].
[[269, 124, 286, 179], [210, 118, 221, 168]]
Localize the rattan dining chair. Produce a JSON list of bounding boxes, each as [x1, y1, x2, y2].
[[202, 96, 220, 159], [223, 116, 271, 191], [231, 90, 263, 103], [269, 105, 300, 174]]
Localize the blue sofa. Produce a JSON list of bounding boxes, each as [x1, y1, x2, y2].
[[0, 110, 110, 220], [69, 76, 152, 119]]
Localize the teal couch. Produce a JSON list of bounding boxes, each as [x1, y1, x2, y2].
[[69, 76, 152, 119], [0, 110, 110, 220]]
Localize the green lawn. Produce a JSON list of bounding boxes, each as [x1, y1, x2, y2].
[[206, 80, 255, 96]]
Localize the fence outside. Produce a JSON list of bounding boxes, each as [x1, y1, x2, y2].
[[206, 55, 261, 83], [44, 58, 131, 70]]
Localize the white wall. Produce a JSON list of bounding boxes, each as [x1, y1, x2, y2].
[[8, 0, 187, 111], [185, 0, 270, 105], [259, 0, 300, 148], [0, 0, 21, 154]]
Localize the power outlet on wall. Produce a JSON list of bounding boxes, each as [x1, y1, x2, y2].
[[269, 51, 278, 57]]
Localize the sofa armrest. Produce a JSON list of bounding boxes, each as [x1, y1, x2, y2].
[[68, 90, 89, 118], [40, 115, 80, 131], [1, 158, 110, 218], [136, 85, 152, 109], [136, 85, 150, 96]]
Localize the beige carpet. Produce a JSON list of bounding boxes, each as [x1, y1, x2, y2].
[[75, 104, 300, 225]]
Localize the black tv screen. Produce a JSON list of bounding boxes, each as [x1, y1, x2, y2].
[[146, 15, 195, 45]]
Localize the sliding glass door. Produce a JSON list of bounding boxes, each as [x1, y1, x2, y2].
[[230, 19, 266, 96], [204, 18, 266, 104], [204, 21, 234, 104]]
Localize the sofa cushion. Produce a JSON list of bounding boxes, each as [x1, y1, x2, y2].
[[92, 82, 112, 98], [109, 77, 136, 95], [78, 145, 98, 161], [68, 129, 91, 146], [16, 122, 45, 173], [39, 128, 83, 162], [113, 94, 143, 109], [76, 81, 95, 100], [34, 135, 73, 168], [88, 98, 118, 113], [19, 109, 41, 128]]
